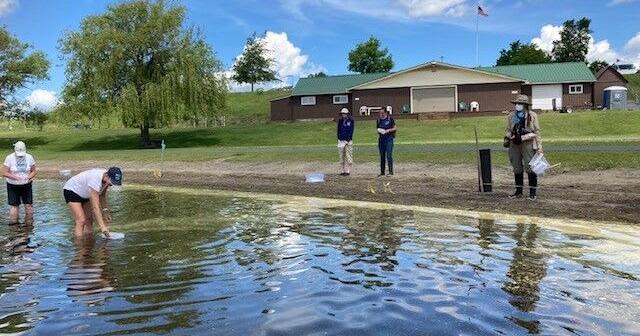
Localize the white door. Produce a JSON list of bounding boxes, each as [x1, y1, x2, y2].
[[412, 87, 456, 112], [532, 85, 562, 110]]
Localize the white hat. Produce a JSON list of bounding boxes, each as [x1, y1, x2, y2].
[[14, 141, 26, 157], [339, 108, 349, 114]]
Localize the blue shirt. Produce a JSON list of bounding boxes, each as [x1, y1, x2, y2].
[[377, 116, 396, 141], [337, 118, 355, 141]]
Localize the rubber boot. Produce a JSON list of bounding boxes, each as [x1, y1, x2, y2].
[[510, 173, 524, 198], [528, 173, 538, 200]]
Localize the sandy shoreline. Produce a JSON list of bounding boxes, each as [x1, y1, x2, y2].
[[36, 160, 640, 224]]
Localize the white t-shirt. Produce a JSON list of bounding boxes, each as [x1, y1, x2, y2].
[[63, 168, 107, 199], [4, 153, 36, 185]]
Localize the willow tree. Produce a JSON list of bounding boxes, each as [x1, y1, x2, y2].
[[60, 0, 226, 145]]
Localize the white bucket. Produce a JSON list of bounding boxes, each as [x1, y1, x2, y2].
[[304, 173, 325, 183], [529, 153, 550, 176], [59, 169, 71, 177]]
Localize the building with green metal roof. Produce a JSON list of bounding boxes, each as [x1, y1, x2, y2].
[[271, 61, 626, 121]]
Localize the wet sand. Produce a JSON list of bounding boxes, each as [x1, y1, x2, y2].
[[37, 160, 640, 224]]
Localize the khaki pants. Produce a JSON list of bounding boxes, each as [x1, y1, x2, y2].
[[509, 141, 535, 174], [338, 141, 353, 173]]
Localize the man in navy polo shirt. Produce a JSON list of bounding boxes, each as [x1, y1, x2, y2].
[[376, 108, 397, 176], [337, 108, 355, 176]]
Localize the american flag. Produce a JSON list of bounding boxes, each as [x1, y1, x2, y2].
[[477, 5, 488, 16]]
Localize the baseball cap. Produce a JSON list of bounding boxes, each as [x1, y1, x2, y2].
[[107, 167, 123, 186], [14, 141, 26, 157], [339, 108, 349, 114]]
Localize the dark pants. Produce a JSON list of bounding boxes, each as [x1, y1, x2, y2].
[[378, 138, 394, 174]]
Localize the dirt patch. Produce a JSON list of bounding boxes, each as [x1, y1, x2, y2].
[[37, 160, 640, 224]]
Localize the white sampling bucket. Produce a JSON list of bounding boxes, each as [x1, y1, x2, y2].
[[59, 169, 71, 177], [304, 173, 325, 183], [529, 153, 550, 176]]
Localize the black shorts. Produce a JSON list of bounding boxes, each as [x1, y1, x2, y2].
[[63, 189, 89, 204], [7, 182, 33, 206]]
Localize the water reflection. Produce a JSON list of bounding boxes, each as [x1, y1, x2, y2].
[[0, 184, 639, 335], [62, 237, 113, 304], [502, 223, 547, 314]]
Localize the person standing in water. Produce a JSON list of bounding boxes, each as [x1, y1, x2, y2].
[[337, 108, 355, 176], [377, 108, 397, 176], [2, 141, 37, 225], [505, 94, 543, 200], [63, 167, 122, 237]]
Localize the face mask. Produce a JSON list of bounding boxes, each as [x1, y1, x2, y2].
[[515, 104, 524, 112]]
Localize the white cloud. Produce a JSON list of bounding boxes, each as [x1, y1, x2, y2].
[[281, 0, 474, 21], [625, 32, 640, 53], [0, 0, 17, 16], [25, 89, 58, 111], [262, 31, 310, 78], [532, 25, 640, 69], [531, 24, 562, 54], [608, 0, 636, 6], [587, 39, 619, 64], [229, 31, 326, 92], [399, 0, 470, 17]]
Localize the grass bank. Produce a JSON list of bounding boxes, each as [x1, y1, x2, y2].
[[2, 110, 639, 171]]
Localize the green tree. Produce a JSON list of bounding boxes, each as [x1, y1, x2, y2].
[[232, 33, 277, 92], [307, 72, 327, 78], [552, 17, 592, 63], [0, 26, 49, 111], [496, 40, 552, 66], [589, 60, 609, 74], [348, 37, 393, 73], [25, 109, 48, 131], [60, 0, 227, 145]]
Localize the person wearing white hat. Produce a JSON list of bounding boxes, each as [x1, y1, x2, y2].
[[337, 108, 355, 176], [2, 141, 37, 224]]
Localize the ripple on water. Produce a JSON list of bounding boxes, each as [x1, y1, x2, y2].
[[0, 182, 639, 335]]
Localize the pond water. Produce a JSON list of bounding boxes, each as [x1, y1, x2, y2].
[[1, 181, 639, 335]]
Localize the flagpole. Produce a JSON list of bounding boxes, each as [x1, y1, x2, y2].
[[475, 2, 479, 67]]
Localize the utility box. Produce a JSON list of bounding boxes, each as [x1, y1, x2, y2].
[[603, 86, 628, 110]]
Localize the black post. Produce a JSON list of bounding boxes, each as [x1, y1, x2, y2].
[[479, 149, 492, 192]]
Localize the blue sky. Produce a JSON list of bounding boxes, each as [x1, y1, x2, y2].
[[1, 0, 639, 108]]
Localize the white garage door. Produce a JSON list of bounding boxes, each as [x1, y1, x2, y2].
[[412, 87, 456, 113], [532, 85, 562, 110]]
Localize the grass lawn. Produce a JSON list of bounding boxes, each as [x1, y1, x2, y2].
[[2, 110, 639, 171]]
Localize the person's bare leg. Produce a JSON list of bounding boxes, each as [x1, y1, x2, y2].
[[9, 206, 19, 224], [24, 204, 34, 226], [82, 202, 94, 235], [68, 202, 87, 237]]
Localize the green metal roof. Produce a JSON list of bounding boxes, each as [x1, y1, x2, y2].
[[292, 73, 390, 96], [478, 62, 597, 84]]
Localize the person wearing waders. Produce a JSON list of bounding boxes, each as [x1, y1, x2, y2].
[[337, 108, 355, 176], [2, 141, 37, 225], [504, 94, 543, 200], [377, 108, 397, 176]]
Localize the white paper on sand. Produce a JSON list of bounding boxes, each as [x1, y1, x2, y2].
[[304, 173, 325, 183], [377, 128, 386, 135], [102, 232, 125, 240]]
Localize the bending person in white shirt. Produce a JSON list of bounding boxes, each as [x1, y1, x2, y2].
[[63, 167, 123, 238], [2, 141, 37, 225]]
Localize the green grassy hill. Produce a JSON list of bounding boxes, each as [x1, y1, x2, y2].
[[226, 88, 290, 125], [624, 73, 640, 102]]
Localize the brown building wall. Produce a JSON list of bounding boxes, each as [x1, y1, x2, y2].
[[290, 94, 349, 119], [457, 82, 522, 112], [594, 68, 628, 108], [350, 87, 411, 115], [562, 83, 593, 110], [270, 97, 293, 121]]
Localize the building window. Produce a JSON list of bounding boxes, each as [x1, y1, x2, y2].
[[333, 95, 349, 104], [301, 96, 316, 105], [569, 84, 583, 95]]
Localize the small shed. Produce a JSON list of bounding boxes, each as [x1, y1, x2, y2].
[[603, 86, 628, 110]]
